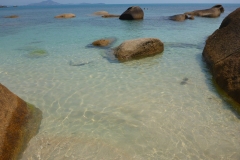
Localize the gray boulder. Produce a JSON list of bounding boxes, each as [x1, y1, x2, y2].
[[119, 6, 144, 20]]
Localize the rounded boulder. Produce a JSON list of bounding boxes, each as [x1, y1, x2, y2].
[[114, 38, 164, 62], [119, 6, 144, 20]]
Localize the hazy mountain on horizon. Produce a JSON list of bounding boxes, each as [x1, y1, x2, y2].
[[28, 0, 60, 6], [27, 0, 106, 6]]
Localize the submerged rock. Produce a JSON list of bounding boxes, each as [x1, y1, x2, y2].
[[27, 49, 48, 58], [102, 14, 120, 18], [119, 6, 144, 20], [184, 4, 224, 18], [4, 15, 19, 18], [0, 83, 42, 160], [69, 60, 93, 66], [93, 11, 109, 16], [114, 38, 164, 62], [55, 13, 76, 18], [180, 78, 189, 85], [202, 8, 240, 104]]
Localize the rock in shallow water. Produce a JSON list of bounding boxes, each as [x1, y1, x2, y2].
[[0, 83, 42, 160], [69, 60, 93, 66], [26, 49, 48, 58], [114, 38, 164, 62], [55, 13, 76, 18], [202, 8, 240, 104], [92, 38, 116, 47]]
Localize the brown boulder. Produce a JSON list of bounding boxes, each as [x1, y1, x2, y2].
[[55, 13, 76, 18], [119, 6, 144, 20], [114, 38, 164, 62], [92, 38, 115, 47], [5, 15, 19, 18], [0, 83, 42, 160], [202, 8, 240, 104], [185, 4, 224, 18], [169, 14, 189, 21]]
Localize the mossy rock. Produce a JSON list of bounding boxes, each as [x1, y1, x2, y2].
[[27, 49, 48, 58]]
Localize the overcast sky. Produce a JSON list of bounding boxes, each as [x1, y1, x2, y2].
[[1, 0, 240, 6]]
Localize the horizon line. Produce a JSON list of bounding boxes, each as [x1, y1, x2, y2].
[[1, 2, 240, 6]]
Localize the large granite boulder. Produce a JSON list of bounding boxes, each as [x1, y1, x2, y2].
[[185, 4, 224, 18], [202, 8, 240, 104], [55, 13, 76, 18], [114, 38, 164, 62], [119, 6, 144, 20], [0, 83, 42, 160]]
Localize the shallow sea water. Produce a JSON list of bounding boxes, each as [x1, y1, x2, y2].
[[0, 3, 240, 160]]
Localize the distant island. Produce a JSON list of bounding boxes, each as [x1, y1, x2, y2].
[[28, 0, 60, 6], [27, 0, 105, 6], [0, 5, 18, 8]]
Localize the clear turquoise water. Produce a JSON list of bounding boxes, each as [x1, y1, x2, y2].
[[1, 4, 240, 160]]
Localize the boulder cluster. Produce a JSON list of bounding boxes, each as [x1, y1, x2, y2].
[[2, 5, 240, 158], [169, 5, 224, 21], [93, 6, 143, 19], [90, 5, 240, 106]]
